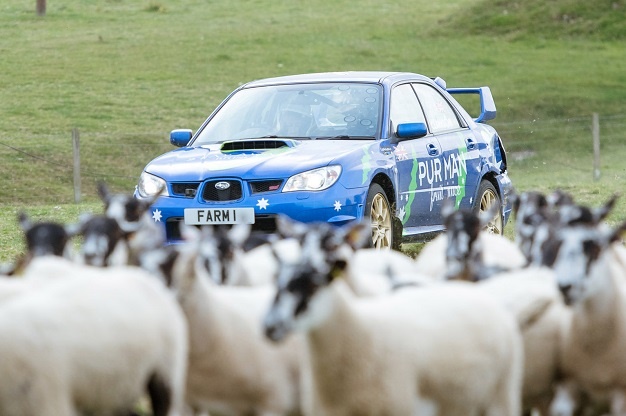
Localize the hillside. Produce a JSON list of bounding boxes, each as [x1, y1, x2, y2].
[[436, 0, 625, 40]]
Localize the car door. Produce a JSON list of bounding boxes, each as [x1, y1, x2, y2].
[[390, 83, 444, 229], [411, 82, 481, 226]]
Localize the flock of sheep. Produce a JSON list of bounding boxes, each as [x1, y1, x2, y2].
[[1, 183, 625, 416]]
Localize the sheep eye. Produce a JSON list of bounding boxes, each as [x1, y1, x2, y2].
[[582, 240, 601, 263]]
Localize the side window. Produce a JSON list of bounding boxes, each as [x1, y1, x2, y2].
[[412, 83, 462, 133], [390, 84, 426, 131]]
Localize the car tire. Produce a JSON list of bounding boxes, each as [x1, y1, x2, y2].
[[365, 183, 394, 249], [474, 180, 503, 235]]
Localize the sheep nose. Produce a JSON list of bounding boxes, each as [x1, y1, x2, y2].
[[83, 252, 97, 264], [264, 325, 280, 342], [264, 323, 287, 343]]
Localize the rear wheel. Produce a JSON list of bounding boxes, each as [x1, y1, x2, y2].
[[474, 180, 503, 235], [365, 184, 393, 249]]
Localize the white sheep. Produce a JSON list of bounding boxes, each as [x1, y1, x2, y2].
[[414, 231, 526, 279], [476, 267, 571, 416], [270, 215, 432, 295], [0, 275, 35, 301], [8, 211, 79, 275], [414, 199, 526, 281], [143, 226, 303, 416], [191, 216, 427, 293], [431, 200, 571, 415], [73, 213, 131, 267], [544, 214, 626, 415], [98, 182, 166, 265], [189, 223, 278, 286], [0, 257, 189, 416], [0, 255, 82, 302], [264, 222, 524, 416]]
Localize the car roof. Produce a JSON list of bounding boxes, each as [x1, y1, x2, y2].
[[242, 71, 434, 89]]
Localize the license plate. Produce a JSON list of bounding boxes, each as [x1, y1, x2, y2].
[[184, 208, 255, 225]]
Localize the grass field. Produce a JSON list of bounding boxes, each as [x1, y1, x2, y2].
[[1, 0, 625, 261]]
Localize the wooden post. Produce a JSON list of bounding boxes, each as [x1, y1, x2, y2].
[[72, 128, 81, 203], [592, 113, 600, 181], [36, 0, 46, 16]]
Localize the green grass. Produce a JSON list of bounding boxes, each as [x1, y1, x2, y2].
[[436, 0, 626, 41], [1, 0, 626, 262]]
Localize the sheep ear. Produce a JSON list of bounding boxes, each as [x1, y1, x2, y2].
[[340, 220, 372, 251], [66, 212, 94, 237], [228, 223, 251, 246], [441, 198, 456, 220], [517, 191, 548, 216], [479, 202, 500, 229], [609, 220, 626, 244], [18, 211, 32, 232], [142, 185, 165, 207], [546, 189, 574, 208], [97, 181, 111, 204], [180, 223, 201, 243], [510, 192, 520, 215], [275, 215, 308, 239], [198, 224, 215, 239], [593, 193, 619, 223]]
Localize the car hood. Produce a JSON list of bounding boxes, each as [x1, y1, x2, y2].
[[145, 139, 372, 181]]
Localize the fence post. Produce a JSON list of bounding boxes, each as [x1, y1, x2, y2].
[[72, 128, 81, 203], [36, 0, 46, 16], [592, 113, 600, 181]]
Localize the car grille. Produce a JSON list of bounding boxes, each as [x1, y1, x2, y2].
[[201, 180, 243, 202], [171, 183, 200, 197], [250, 180, 283, 194]]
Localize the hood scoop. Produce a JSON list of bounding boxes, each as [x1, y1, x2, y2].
[[221, 139, 298, 152]]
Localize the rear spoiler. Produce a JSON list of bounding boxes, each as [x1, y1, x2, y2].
[[447, 87, 497, 123]]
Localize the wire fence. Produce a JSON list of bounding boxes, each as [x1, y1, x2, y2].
[[0, 130, 172, 205], [1, 113, 625, 206]]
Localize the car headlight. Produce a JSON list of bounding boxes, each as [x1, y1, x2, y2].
[[283, 165, 342, 192], [137, 172, 169, 198]]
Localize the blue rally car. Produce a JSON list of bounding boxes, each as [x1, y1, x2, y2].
[[135, 71, 513, 249]]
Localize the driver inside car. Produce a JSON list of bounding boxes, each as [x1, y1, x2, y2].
[[277, 106, 314, 137]]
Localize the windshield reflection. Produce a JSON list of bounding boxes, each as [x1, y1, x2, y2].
[[193, 82, 382, 145]]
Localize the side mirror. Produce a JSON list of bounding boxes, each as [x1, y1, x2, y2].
[[396, 122, 428, 140], [170, 129, 193, 147]]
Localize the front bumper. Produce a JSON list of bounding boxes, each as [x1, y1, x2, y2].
[[139, 183, 369, 242]]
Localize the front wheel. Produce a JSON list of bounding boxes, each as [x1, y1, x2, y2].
[[365, 184, 393, 249], [474, 180, 503, 235]]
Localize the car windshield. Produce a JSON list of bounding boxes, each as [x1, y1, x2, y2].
[[192, 82, 382, 145]]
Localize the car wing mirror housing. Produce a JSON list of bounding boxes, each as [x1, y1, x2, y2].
[[396, 122, 428, 140], [170, 129, 193, 147]]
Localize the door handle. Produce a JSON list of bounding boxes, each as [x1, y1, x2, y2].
[[427, 143, 439, 156], [466, 138, 476, 150]]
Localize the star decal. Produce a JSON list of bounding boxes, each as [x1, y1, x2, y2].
[[256, 198, 270, 210], [152, 209, 162, 222], [333, 200, 342, 211]]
